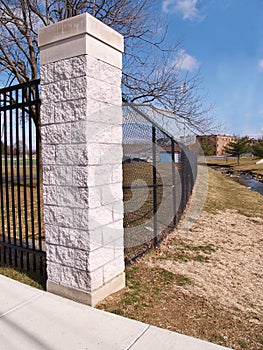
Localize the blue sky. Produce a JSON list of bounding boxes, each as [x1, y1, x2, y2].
[[160, 0, 263, 137]]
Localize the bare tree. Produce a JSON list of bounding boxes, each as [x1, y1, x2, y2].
[[0, 0, 216, 133]]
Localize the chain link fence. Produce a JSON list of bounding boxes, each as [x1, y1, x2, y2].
[[122, 103, 197, 263]]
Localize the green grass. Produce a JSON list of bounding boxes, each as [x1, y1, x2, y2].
[[0, 266, 45, 290], [157, 241, 216, 264], [175, 274, 194, 287], [206, 156, 263, 176], [238, 340, 249, 349], [204, 168, 263, 217], [98, 167, 263, 350]]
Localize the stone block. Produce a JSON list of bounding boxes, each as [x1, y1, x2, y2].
[[87, 164, 113, 187], [59, 185, 82, 207], [40, 63, 54, 84], [46, 261, 62, 284], [42, 165, 56, 185], [114, 238, 125, 258], [60, 266, 90, 291], [58, 227, 90, 250], [99, 125, 122, 144], [103, 256, 125, 283], [43, 205, 56, 225], [55, 246, 76, 267], [99, 61, 122, 86], [112, 201, 124, 221], [55, 166, 73, 186], [100, 144, 123, 165], [87, 186, 101, 209], [42, 145, 56, 165], [40, 102, 55, 125], [44, 224, 59, 245], [86, 56, 101, 79], [46, 243, 57, 263], [88, 206, 113, 230], [44, 205, 74, 228], [42, 123, 71, 145], [100, 182, 123, 206], [111, 164, 123, 183], [73, 208, 89, 230], [89, 267, 104, 291], [71, 121, 87, 144], [74, 249, 88, 270], [70, 76, 87, 100], [88, 227, 103, 251], [56, 144, 88, 166], [43, 185, 57, 205], [53, 56, 87, 81], [41, 81, 70, 103], [88, 246, 115, 271], [102, 220, 124, 246], [72, 166, 89, 187], [55, 99, 85, 123]]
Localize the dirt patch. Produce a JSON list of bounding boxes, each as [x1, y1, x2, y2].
[[97, 169, 263, 350], [151, 210, 263, 318]]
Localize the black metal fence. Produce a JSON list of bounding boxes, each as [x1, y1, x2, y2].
[[0, 80, 197, 274], [0, 80, 45, 275], [122, 103, 197, 263]]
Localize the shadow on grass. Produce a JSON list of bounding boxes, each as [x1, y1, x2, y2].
[[0, 266, 46, 290]]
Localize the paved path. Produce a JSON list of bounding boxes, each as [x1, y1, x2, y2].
[[0, 275, 232, 350]]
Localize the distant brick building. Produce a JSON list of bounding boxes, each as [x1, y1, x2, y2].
[[196, 134, 236, 156]]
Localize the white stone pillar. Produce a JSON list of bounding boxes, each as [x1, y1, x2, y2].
[[38, 13, 125, 306]]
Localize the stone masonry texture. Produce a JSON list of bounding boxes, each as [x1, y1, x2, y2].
[[41, 53, 124, 295]]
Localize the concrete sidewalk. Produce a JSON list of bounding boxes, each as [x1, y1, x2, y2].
[[0, 275, 232, 350]]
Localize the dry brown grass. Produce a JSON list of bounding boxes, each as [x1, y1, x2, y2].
[[97, 168, 263, 350], [207, 156, 263, 176], [1, 165, 37, 177], [0, 183, 44, 248], [204, 168, 263, 217]]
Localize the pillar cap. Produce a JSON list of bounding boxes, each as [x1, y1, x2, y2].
[[38, 13, 124, 67], [38, 13, 124, 53]]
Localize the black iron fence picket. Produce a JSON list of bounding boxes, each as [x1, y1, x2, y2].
[[0, 80, 45, 275], [122, 103, 197, 263]]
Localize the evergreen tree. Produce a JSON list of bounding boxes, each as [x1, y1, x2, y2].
[[251, 139, 263, 158], [224, 137, 250, 164], [201, 142, 215, 156]]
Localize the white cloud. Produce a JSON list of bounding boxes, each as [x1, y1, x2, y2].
[[259, 59, 263, 71], [177, 49, 199, 71], [162, 0, 204, 21]]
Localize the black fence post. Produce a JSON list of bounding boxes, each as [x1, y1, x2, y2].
[[152, 126, 158, 247], [171, 139, 177, 226]]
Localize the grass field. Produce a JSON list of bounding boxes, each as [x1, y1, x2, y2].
[[0, 266, 45, 290], [1, 159, 262, 348], [97, 168, 263, 350], [207, 156, 263, 176], [1, 165, 37, 177], [123, 162, 183, 261]]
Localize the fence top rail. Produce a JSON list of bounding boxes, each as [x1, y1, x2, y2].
[[123, 100, 179, 144], [0, 99, 40, 112], [0, 79, 40, 95]]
